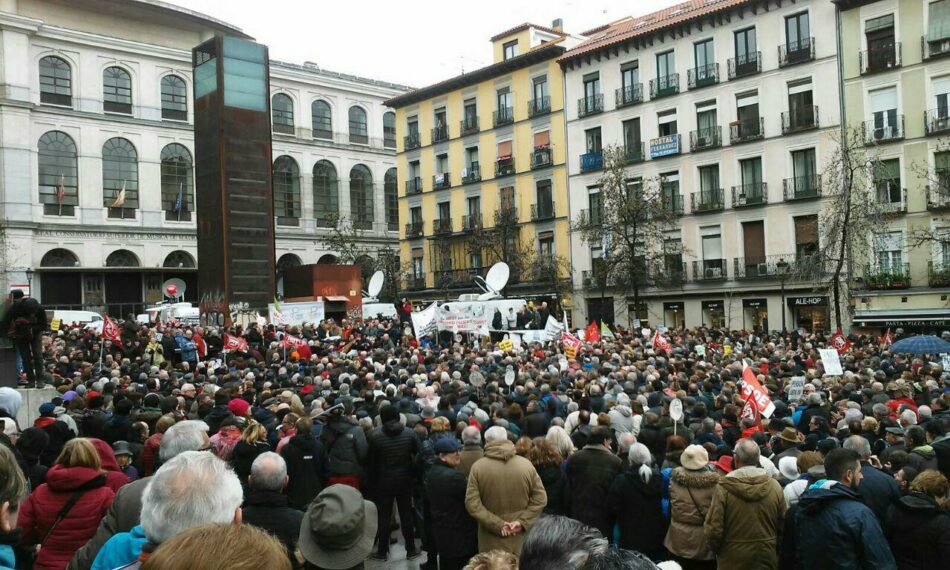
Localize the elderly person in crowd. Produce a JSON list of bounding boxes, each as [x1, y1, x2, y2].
[[241, 452, 303, 567]]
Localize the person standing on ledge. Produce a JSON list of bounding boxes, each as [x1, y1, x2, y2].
[[0, 290, 48, 389]]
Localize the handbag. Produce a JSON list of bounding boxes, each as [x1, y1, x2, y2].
[[41, 489, 87, 546]]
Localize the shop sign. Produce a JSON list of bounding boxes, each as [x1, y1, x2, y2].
[[650, 134, 681, 158], [788, 296, 827, 307], [702, 300, 724, 310], [743, 298, 767, 308]]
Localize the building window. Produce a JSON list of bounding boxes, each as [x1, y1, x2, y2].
[[785, 12, 810, 51], [701, 227, 724, 277], [102, 137, 138, 218], [312, 100, 332, 140], [496, 87, 513, 124], [539, 232, 554, 257], [103, 66, 132, 114], [585, 127, 602, 154], [695, 102, 717, 140], [588, 188, 602, 225], [927, 0, 950, 53], [693, 38, 715, 79], [383, 112, 396, 148], [273, 156, 301, 224], [875, 158, 902, 208], [503, 40, 518, 60], [735, 28, 757, 64], [869, 86, 899, 140], [272, 93, 294, 135], [349, 164, 373, 227], [313, 160, 338, 227], [873, 231, 904, 270], [658, 110, 678, 136], [160, 75, 188, 121], [39, 56, 71, 106], [384, 168, 398, 230], [794, 215, 819, 259], [38, 131, 78, 216], [160, 143, 193, 221], [864, 14, 897, 72], [535, 179, 554, 219], [348, 106, 368, 144]]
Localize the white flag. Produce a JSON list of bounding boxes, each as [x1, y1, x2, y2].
[[410, 302, 439, 338]]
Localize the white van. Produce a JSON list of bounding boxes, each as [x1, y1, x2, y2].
[[51, 310, 103, 331]]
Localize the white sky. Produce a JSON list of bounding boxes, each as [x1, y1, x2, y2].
[[166, 0, 679, 88]]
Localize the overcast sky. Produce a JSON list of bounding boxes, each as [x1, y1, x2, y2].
[[167, 0, 678, 88]]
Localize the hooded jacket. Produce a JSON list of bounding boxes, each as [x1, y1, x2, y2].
[[665, 466, 721, 560], [906, 444, 939, 472], [230, 440, 270, 491], [18, 465, 115, 570], [565, 444, 623, 538], [704, 465, 786, 569], [321, 415, 368, 479], [366, 420, 419, 493], [607, 466, 668, 555], [279, 433, 327, 510], [90, 439, 130, 493], [884, 492, 950, 570], [607, 405, 639, 436], [535, 464, 569, 516], [795, 480, 896, 570]]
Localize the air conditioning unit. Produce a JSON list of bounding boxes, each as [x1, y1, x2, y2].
[[697, 136, 709, 147], [757, 262, 769, 276]]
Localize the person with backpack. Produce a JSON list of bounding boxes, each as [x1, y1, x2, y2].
[[0, 289, 48, 388]]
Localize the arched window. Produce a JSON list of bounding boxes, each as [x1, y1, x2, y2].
[[38, 131, 78, 216], [102, 137, 138, 218], [103, 66, 132, 114], [39, 56, 72, 106], [383, 111, 396, 148], [163, 250, 196, 268], [161, 75, 188, 121], [312, 100, 332, 140], [41, 248, 79, 267], [105, 249, 140, 267], [349, 164, 373, 228], [273, 155, 301, 224], [384, 168, 398, 231], [160, 143, 193, 221], [272, 93, 294, 135], [317, 254, 338, 265], [313, 160, 339, 227], [277, 253, 302, 275], [348, 106, 368, 144]]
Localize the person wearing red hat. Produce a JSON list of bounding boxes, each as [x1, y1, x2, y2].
[[227, 398, 250, 420]]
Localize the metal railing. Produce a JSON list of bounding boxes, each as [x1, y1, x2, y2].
[[925, 108, 950, 136], [404, 132, 420, 150], [431, 125, 449, 143], [693, 259, 727, 281], [528, 96, 551, 117], [662, 191, 684, 215], [580, 151, 603, 172], [462, 163, 481, 184], [923, 35, 950, 60], [860, 42, 901, 75], [578, 208, 602, 226], [779, 37, 815, 67], [691, 189, 724, 213], [927, 183, 950, 210], [582, 270, 612, 288], [496, 157, 515, 177], [732, 182, 767, 207], [432, 173, 451, 190], [624, 143, 645, 164], [876, 184, 907, 215], [531, 201, 556, 221], [863, 115, 904, 145], [493, 107, 514, 127], [654, 262, 687, 285], [460, 116, 479, 136], [532, 146, 553, 169], [728, 52, 761, 79], [688, 63, 719, 89], [650, 73, 679, 99], [462, 213, 482, 232], [578, 94, 604, 117], [733, 255, 796, 280], [405, 177, 422, 195], [407, 277, 427, 291], [865, 262, 911, 290], [405, 222, 423, 238], [689, 126, 721, 152], [432, 218, 453, 235], [615, 84, 643, 108], [782, 106, 819, 134], [783, 175, 821, 200], [929, 260, 950, 287], [730, 117, 764, 144]]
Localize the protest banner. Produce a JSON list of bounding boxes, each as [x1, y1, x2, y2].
[[268, 301, 324, 326], [738, 364, 776, 418], [411, 303, 438, 338], [562, 332, 581, 360], [819, 348, 843, 375], [787, 376, 806, 403]]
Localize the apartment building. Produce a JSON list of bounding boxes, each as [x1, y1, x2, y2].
[[836, 0, 950, 333], [386, 22, 581, 311], [0, 0, 406, 315], [560, 0, 840, 332]]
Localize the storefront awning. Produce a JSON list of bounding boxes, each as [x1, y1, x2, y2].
[[852, 308, 950, 328], [322, 296, 350, 302]]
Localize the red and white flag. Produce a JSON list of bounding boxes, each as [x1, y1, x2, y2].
[[282, 334, 307, 349], [585, 321, 601, 343], [830, 329, 851, 355], [739, 362, 776, 418], [880, 328, 894, 349], [101, 315, 122, 344], [223, 334, 249, 352], [652, 330, 671, 352]]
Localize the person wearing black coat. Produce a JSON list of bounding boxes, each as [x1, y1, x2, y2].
[[242, 451, 305, 569], [0, 290, 47, 388], [527, 440, 568, 517], [203, 393, 235, 436], [230, 436, 271, 493], [15, 427, 50, 490], [522, 402, 550, 438], [883, 473, 950, 570], [279, 417, 327, 510], [565, 427, 623, 539], [425, 439, 477, 570], [607, 448, 668, 560]]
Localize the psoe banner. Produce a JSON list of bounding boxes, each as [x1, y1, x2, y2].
[[268, 301, 325, 326]]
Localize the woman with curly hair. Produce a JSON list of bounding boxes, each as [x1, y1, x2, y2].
[[528, 438, 568, 516]]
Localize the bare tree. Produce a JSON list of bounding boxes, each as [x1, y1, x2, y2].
[[317, 213, 404, 301], [572, 144, 684, 324], [467, 207, 535, 285]]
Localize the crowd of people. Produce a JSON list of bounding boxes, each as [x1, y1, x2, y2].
[[1, 289, 949, 570]]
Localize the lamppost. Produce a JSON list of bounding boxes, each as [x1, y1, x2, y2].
[[776, 258, 789, 332], [24, 267, 33, 296]]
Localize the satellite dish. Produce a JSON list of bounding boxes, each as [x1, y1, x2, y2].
[[504, 368, 516, 386], [162, 278, 186, 299], [366, 271, 384, 298], [477, 262, 510, 301], [470, 371, 485, 388]]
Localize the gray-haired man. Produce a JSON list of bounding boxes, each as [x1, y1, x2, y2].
[[242, 452, 304, 567]]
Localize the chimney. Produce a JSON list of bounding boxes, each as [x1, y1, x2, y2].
[[552, 18, 563, 32]]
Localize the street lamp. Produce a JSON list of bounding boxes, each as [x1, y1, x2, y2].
[[24, 267, 33, 293], [776, 258, 790, 332]]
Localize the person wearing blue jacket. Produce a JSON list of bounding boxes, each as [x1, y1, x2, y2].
[[174, 329, 198, 368], [793, 448, 896, 570]]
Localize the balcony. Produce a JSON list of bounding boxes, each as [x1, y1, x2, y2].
[[528, 97, 551, 118], [865, 263, 911, 290], [691, 189, 724, 213], [650, 73, 680, 99], [929, 261, 950, 287], [732, 182, 768, 208], [693, 259, 727, 281], [615, 84, 643, 108], [655, 262, 687, 286], [624, 143, 645, 164], [496, 206, 519, 224], [432, 173, 451, 190], [580, 151, 604, 173], [729, 118, 764, 144], [460, 116, 480, 136], [650, 134, 681, 158], [779, 37, 815, 67], [495, 156, 515, 177], [782, 106, 819, 134], [860, 43, 901, 75], [578, 94, 604, 117], [863, 116, 904, 145], [462, 163, 481, 184], [407, 277, 427, 291], [437, 267, 488, 288], [493, 107, 514, 127], [925, 109, 950, 136], [876, 185, 907, 215], [405, 222, 423, 238], [927, 184, 950, 210], [661, 191, 684, 215], [462, 213, 482, 232], [432, 218, 453, 235], [923, 35, 950, 60], [578, 208, 602, 226], [783, 175, 821, 201], [532, 146, 553, 169], [582, 270, 611, 289], [733, 255, 797, 280], [689, 126, 721, 152], [531, 201, 556, 221], [404, 133, 420, 150], [728, 52, 761, 79], [405, 177, 423, 195], [688, 64, 719, 89], [431, 125, 449, 144]]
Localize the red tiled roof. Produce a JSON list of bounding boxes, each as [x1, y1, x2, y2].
[[560, 0, 753, 62], [490, 22, 566, 42]]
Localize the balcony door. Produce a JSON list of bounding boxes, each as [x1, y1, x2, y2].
[[870, 87, 898, 139]]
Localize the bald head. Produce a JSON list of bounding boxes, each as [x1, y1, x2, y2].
[[461, 425, 482, 445]]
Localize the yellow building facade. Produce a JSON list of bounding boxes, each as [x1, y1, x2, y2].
[[386, 23, 578, 311]]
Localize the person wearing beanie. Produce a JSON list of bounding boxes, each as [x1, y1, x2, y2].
[[15, 427, 50, 489], [34, 402, 74, 467], [665, 444, 720, 568], [227, 398, 250, 420]]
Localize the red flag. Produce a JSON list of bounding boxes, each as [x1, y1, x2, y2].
[[830, 329, 851, 355], [55, 174, 66, 203], [282, 334, 307, 349], [740, 391, 762, 435], [880, 328, 894, 349], [193, 333, 207, 358], [739, 363, 776, 417], [101, 316, 122, 344], [561, 332, 581, 360], [652, 330, 671, 352], [585, 321, 601, 343], [223, 333, 249, 352]]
